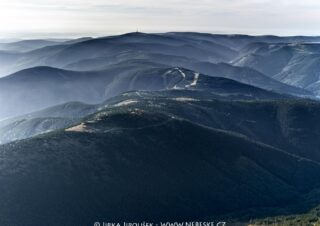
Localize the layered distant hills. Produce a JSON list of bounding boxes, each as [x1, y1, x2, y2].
[[1, 32, 320, 225]]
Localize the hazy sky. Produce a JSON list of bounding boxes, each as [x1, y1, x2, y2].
[[1, 0, 320, 38]]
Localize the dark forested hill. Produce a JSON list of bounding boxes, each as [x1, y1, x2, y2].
[[1, 91, 320, 225]]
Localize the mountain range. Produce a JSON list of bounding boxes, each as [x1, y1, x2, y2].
[[1, 32, 320, 225]]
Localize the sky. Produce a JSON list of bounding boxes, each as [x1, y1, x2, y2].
[[0, 0, 320, 38]]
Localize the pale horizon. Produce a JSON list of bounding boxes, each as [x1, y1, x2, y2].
[[1, 0, 320, 39]]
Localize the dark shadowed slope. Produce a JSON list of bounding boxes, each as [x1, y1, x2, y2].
[[1, 97, 320, 225], [101, 90, 320, 162]]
